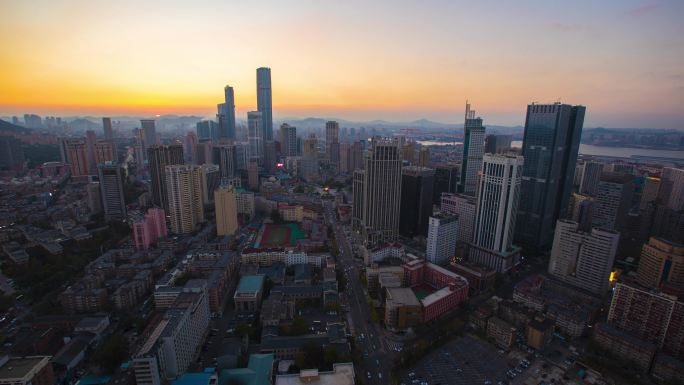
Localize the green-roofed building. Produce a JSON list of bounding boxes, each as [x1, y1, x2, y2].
[[233, 275, 265, 311], [219, 353, 274, 385]]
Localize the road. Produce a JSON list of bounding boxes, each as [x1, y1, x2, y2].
[[323, 201, 395, 384]]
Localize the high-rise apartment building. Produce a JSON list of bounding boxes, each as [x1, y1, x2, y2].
[[567, 193, 594, 231], [326, 121, 340, 170], [441, 192, 476, 244], [94, 141, 115, 164], [418, 147, 430, 168], [148, 145, 184, 211], [183, 132, 197, 163], [85, 130, 97, 174], [470, 154, 524, 272], [256, 67, 273, 141], [247, 160, 259, 191], [98, 162, 127, 221], [579, 161, 603, 196], [279, 123, 297, 157], [64, 138, 89, 177], [426, 214, 458, 265], [358, 138, 402, 244], [199, 164, 220, 205], [637, 237, 684, 296], [515, 103, 585, 250], [433, 164, 460, 204], [548, 219, 619, 295], [640, 176, 663, 210], [215, 185, 238, 236], [662, 167, 684, 211], [165, 164, 205, 234], [460, 102, 486, 195], [592, 172, 634, 231], [399, 166, 435, 237], [352, 169, 365, 231], [247, 111, 264, 164], [132, 208, 167, 250]]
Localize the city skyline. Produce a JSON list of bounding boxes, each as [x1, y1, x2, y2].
[[1, 1, 683, 128]]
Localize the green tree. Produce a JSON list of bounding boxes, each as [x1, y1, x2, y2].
[[93, 335, 129, 373], [289, 316, 309, 336], [270, 209, 284, 224], [235, 323, 253, 338]]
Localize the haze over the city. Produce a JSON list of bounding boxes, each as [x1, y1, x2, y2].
[[1, 0, 683, 128]]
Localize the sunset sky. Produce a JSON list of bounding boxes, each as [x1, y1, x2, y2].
[[1, 0, 683, 128]]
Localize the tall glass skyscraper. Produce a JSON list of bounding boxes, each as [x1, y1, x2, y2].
[[257, 67, 273, 141], [218, 86, 237, 140], [459, 102, 485, 196], [515, 103, 585, 250]]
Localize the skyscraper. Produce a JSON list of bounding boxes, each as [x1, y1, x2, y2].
[[515, 103, 585, 250], [98, 162, 127, 221], [352, 169, 365, 231], [326, 121, 340, 170], [247, 111, 264, 164], [441, 192, 476, 245], [433, 164, 460, 204], [165, 164, 204, 234], [637, 237, 684, 296], [484, 134, 512, 154], [470, 154, 524, 272], [257, 67, 273, 141], [213, 144, 236, 179], [196, 120, 218, 140], [548, 219, 620, 295], [64, 138, 89, 177], [662, 167, 684, 211], [359, 138, 402, 244], [580, 161, 603, 196], [184, 132, 198, 163], [460, 102, 486, 196], [279, 123, 297, 157], [426, 214, 458, 265], [418, 147, 430, 167], [215, 185, 238, 236], [592, 172, 634, 231], [85, 130, 97, 174], [141, 119, 158, 151], [148, 144, 184, 211], [103, 117, 113, 141], [199, 164, 220, 205], [399, 166, 435, 237], [222, 85, 236, 140], [94, 141, 116, 164]]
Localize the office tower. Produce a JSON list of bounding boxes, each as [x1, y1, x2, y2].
[[592, 172, 634, 231], [64, 138, 89, 177], [263, 141, 276, 173], [662, 167, 684, 211], [470, 154, 524, 272], [303, 134, 317, 158], [215, 185, 238, 236], [402, 142, 415, 164], [183, 132, 198, 163], [418, 147, 430, 167], [484, 134, 512, 154], [515, 103, 585, 250], [87, 182, 102, 215], [339, 143, 352, 173], [103, 117, 113, 141], [359, 138, 402, 244], [98, 162, 127, 221], [567, 193, 594, 231], [199, 164, 220, 204], [441, 193, 476, 245], [352, 141, 365, 171], [460, 102, 486, 195], [299, 134, 319, 180], [194, 140, 213, 165], [247, 160, 259, 190], [399, 166, 435, 237], [579, 161, 603, 196], [221, 85, 236, 140], [433, 164, 460, 204], [234, 143, 249, 171], [132, 208, 167, 250], [326, 121, 340, 170], [640, 176, 663, 210], [141, 119, 158, 151], [23, 114, 42, 128], [637, 237, 684, 296], [0, 137, 25, 171], [426, 214, 458, 265], [196, 120, 218, 140], [213, 144, 236, 179], [548, 219, 619, 295], [608, 281, 684, 349], [148, 145, 184, 211], [256, 67, 273, 141], [611, 163, 635, 175], [247, 111, 264, 164], [165, 164, 204, 234], [94, 141, 115, 164], [279, 123, 297, 157], [85, 130, 97, 174]]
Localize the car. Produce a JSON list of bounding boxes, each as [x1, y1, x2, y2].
[[378, 373, 382, 379], [367, 372, 372, 379], [376, 359, 380, 366]]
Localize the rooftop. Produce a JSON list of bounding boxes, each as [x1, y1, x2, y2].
[[236, 275, 265, 294], [0, 356, 50, 380], [219, 353, 273, 385], [275, 363, 355, 385], [387, 288, 421, 306]]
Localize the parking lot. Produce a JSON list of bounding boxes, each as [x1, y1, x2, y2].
[[401, 335, 511, 385]]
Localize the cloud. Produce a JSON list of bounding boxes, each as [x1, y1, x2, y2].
[[627, 3, 661, 17], [547, 22, 581, 33]]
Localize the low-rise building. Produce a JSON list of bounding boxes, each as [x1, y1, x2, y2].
[[526, 318, 555, 351], [384, 288, 422, 331], [450, 261, 496, 295], [0, 356, 55, 385], [233, 275, 265, 312], [275, 363, 355, 385], [593, 323, 656, 372], [487, 316, 516, 348]]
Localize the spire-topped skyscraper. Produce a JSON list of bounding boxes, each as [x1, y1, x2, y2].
[[257, 67, 273, 141], [459, 101, 486, 196], [218, 85, 236, 140]]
